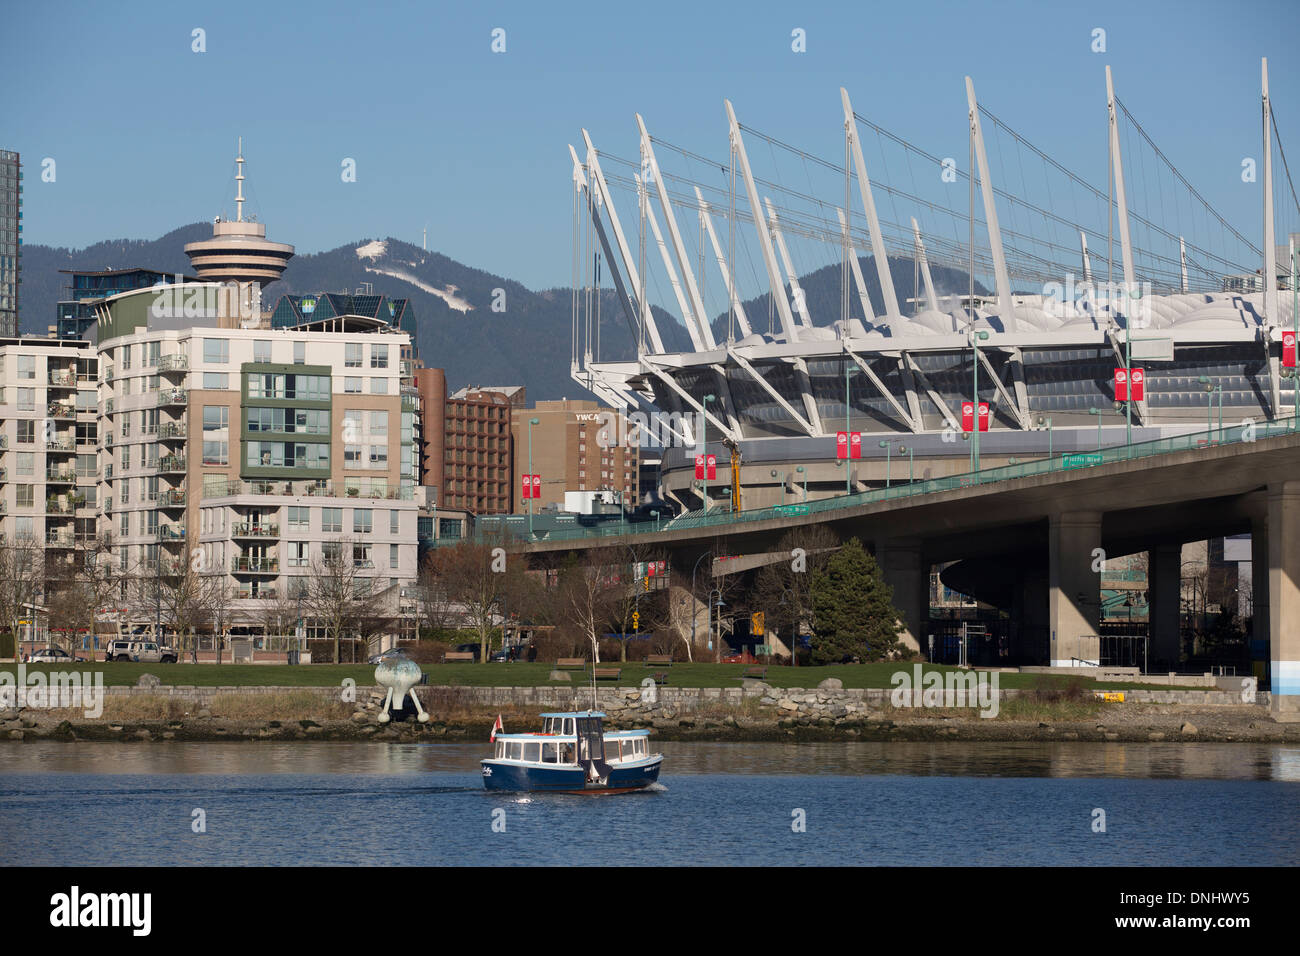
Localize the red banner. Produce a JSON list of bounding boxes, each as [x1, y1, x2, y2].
[[1284, 331, 1297, 369], [1115, 368, 1145, 401], [849, 432, 861, 459], [1114, 368, 1128, 402], [1130, 368, 1144, 401], [961, 401, 974, 433], [836, 431, 848, 459], [977, 402, 989, 432], [694, 454, 705, 480], [530, 475, 541, 498], [705, 454, 717, 480], [521, 474, 532, 500]]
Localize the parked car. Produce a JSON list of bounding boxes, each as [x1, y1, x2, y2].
[[27, 647, 87, 664], [104, 639, 178, 664], [489, 643, 535, 663]]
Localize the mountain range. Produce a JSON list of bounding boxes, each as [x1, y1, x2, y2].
[[18, 227, 983, 401]]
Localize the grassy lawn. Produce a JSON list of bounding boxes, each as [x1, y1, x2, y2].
[[3, 660, 1183, 691]]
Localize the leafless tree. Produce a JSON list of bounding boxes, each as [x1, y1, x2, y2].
[[426, 535, 527, 660], [302, 537, 383, 663], [0, 534, 46, 658], [753, 525, 842, 659]]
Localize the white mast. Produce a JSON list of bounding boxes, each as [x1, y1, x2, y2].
[[695, 186, 753, 337], [841, 88, 901, 317], [764, 198, 812, 328], [965, 77, 1016, 331], [1105, 66, 1137, 293], [638, 115, 716, 350], [725, 99, 799, 343], [1263, 58, 1279, 325], [580, 133, 665, 353], [836, 207, 876, 324], [911, 217, 939, 312], [235, 137, 246, 223], [640, 173, 704, 351], [1180, 236, 1189, 293], [1081, 231, 1093, 284]]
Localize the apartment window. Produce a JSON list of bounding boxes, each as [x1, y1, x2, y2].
[[17, 355, 34, 379], [15, 452, 32, 476], [353, 509, 373, 534], [345, 343, 362, 368], [121, 345, 132, 371], [293, 342, 306, 365], [16, 388, 33, 411], [203, 339, 229, 364], [76, 454, 96, 478], [370, 345, 388, 369], [203, 406, 229, 466], [119, 513, 129, 538], [344, 445, 362, 466], [15, 485, 33, 508], [16, 517, 32, 538], [369, 445, 388, 467], [353, 544, 373, 568], [322, 508, 342, 533], [389, 510, 399, 534], [390, 543, 399, 569], [16, 421, 33, 444], [344, 377, 362, 394], [370, 378, 388, 394], [254, 340, 272, 363], [287, 542, 309, 568], [202, 372, 228, 390], [120, 446, 129, 471], [322, 542, 341, 562], [288, 506, 309, 531], [370, 410, 388, 436], [146, 341, 160, 367]]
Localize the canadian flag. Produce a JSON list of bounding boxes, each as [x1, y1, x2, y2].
[[490, 714, 503, 743]]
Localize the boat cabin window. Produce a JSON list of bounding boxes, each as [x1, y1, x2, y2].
[[563, 718, 574, 736], [523, 742, 540, 763], [542, 742, 559, 763], [495, 741, 505, 759], [562, 742, 575, 763], [507, 741, 522, 760]]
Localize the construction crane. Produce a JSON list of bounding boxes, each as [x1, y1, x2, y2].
[[722, 438, 742, 513]]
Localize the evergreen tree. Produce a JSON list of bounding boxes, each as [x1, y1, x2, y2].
[[810, 538, 903, 663]]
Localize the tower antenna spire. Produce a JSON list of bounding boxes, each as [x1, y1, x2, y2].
[[235, 137, 246, 223]]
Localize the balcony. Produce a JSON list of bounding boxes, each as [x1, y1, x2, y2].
[[0, 435, 6, 448], [46, 437, 76, 453], [158, 524, 186, 541], [158, 455, 187, 473], [46, 493, 84, 514], [45, 468, 75, 483], [48, 369, 76, 389], [231, 556, 279, 574], [155, 388, 188, 407], [157, 489, 186, 508], [234, 587, 278, 600], [102, 365, 115, 384], [232, 522, 279, 538], [47, 402, 75, 420], [158, 354, 188, 373], [45, 530, 75, 548], [158, 421, 187, 440], [104, 398, 114, 414]]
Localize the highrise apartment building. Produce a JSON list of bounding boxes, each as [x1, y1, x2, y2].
[[0, 150, 21, 338]]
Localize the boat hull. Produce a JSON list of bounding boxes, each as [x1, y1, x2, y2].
[[480, 756, 662, 793]]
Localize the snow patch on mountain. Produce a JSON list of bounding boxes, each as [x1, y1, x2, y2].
[[362, 265, 473, 312], [355, 240, 388, 260]]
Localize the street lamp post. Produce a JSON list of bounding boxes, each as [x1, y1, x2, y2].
[[844, 363, 853, 496], [970, 329, 990, 471], [1088, 406, 1104, 450], [796, 465, 807, 502], [878, 440, 892, 489], [899, 443, 913, 484], [527, 417, 539, 536], [1197, 377, 1222, 442], [771, 469, 785, 506], [1036, 415, 1053, 462]]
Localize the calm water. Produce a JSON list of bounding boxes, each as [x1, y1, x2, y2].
[[2, 742, 1298, 866]]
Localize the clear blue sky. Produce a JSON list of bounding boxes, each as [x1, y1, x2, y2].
[[5, 0, 1296, 289]]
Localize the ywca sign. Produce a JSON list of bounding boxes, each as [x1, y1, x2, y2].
[[836, 431, 862, 459], [694, 454, 717, 480], [961, 401, 989, 433], [1284, 331, 1297, 369], [1114, 367, 1145, 401]]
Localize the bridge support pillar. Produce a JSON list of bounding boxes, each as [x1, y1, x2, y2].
[[1268, 481, 1300, 720], [877, 537, 924, 656], [1148, 544, 1182, 670], [1252, 518, 1270, 675], [1048, 511, 1102, 666]]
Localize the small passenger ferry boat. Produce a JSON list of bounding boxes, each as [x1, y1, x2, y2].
[[481, 711, 662, 794]]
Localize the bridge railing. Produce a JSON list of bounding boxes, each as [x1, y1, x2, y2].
[[456, 418, 1297, 546]]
